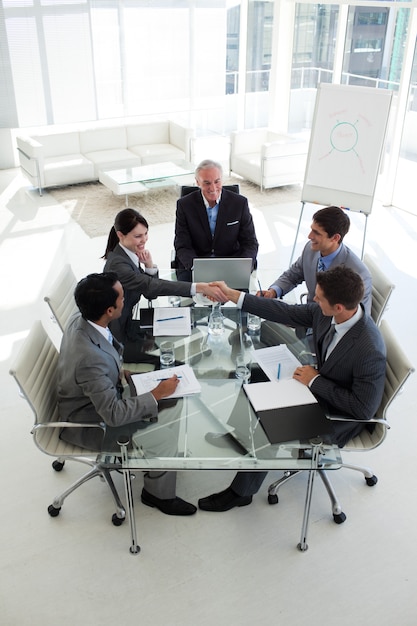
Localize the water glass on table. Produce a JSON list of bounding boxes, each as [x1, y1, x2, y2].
[[235, 352, 251, 383], [160, 341, 175, 367]]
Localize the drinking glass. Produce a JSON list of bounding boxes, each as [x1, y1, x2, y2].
[[160, 341, 175, 367]]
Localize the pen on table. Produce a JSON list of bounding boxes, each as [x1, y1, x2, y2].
[[277, 363, 281, 380], [157, 316, 185, 322], [156, 376, 183, 381], [257, 278, 264, 297]]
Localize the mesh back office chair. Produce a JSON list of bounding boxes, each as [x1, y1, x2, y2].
[[9, 321, 126, 526], [267, 320, 414, 524], [44, 264, 78, 332], [171, 184, 241, 270], [363, 254, 395, 326]]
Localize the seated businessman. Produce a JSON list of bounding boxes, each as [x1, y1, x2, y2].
[[173, 159, 259, 281], [57, 272, 197, 516], [199, 266, 386, 512]]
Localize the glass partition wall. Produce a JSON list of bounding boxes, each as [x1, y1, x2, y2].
[[1, 0, 417, 211]]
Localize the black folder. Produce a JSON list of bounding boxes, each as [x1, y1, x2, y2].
[[256, 403, 330, 444]]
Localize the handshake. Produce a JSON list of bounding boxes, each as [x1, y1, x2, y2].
[[200, 280, 239, 303]]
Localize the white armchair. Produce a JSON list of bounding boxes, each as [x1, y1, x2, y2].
[[229, 128, 308, 192]]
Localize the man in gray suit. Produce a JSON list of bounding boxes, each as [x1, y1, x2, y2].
[[57, 272, 196, 516], [199, 266, 386, 512], [261, 206, 372, 315]]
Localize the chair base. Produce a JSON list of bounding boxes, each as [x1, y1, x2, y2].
[[268, 462, 379, 525], [47, 456, 126, 525]]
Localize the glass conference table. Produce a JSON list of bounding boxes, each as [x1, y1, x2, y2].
[[103, 303, 342, 554]]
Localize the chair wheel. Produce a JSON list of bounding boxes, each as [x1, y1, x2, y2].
[[333, 512, 346, 524], [48, 504, 61, 517], [365, 475, 378, 486], [268, 493, 279, 505], [52, 460, 65, 471], [112, 513, 125, 526]]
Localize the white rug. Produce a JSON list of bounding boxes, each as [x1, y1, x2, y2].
[[49, 177, 303, 238]]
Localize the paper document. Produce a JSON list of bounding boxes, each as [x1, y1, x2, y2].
[[153, 307, 191, 336], [252, 344, 302, 381], [243, 378, 318, 412], [131, 364, 201, 399]]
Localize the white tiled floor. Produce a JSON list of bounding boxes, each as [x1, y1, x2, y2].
[[1, 168, 416, 626]]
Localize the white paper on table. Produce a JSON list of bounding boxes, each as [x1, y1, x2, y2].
[[243, 378, 318, 412], [251, 344, 302, 381], [131, 364, 201, 399], [153, 307, 192, 336]]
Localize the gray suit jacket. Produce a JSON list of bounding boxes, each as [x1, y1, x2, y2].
[[103, 244, 192, 343], [57, 313, 158, 450], [243, 296, 386, 443], [270, 242, 372, 315]]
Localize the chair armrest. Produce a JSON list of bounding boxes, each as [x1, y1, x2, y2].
[[32, 421, 106, 432], [16, 135, 43, 159], [326, 415, 390, 429]]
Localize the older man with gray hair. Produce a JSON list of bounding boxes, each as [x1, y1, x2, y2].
[[174, 159, 259, 281]]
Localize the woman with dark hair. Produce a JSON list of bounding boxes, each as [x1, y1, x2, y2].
[[103, 208, 224, 360]]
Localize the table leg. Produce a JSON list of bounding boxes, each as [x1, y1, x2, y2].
[[118, 438, 141, 555], [297, 439, 321, 552]]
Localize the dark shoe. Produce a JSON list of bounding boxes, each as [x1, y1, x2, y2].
[[141, 489, 197, 516], [205, 431, 247, 455], [198, 487, 252, 512]]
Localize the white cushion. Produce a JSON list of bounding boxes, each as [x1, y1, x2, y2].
[[43, 154, 95, 187], [126, 122, 169, 146], [34, 132, 81, 157], [80, 127, 127, 153], [83, 148, 140, 177], [129, 143, 184, 164]]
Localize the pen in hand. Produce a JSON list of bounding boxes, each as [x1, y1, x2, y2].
[[257, 279, 264, 297]]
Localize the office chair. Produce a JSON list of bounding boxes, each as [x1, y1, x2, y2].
[[171, 184, 241, 271], [44, 264, 78, 332], [267, 320, 414, 524], [363, 254, 395, 326], [9, 321, 126, 526]]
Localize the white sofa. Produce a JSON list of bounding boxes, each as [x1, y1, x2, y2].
[[16, 120, 194, 194], [230, 128, 308, 191]]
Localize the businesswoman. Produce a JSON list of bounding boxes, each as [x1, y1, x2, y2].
[[103, 208, 224, 361]]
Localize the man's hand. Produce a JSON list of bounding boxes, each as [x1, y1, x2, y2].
[[292, 365, 318, 386], [208, 281, 241, 304], [257, 288, 277, 298], [197, 282, 229, 302], [151, 375, 180, 401]]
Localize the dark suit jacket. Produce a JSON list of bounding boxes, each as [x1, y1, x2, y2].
[[57, 313, 158, 450], [243, 296, 387, 446], [103, 244, 192, 343], [174, 188, 259, 272]]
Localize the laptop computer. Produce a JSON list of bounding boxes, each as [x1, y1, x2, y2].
[[192, 257, 253, 291]]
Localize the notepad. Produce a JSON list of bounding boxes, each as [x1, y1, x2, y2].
[[152, 307, 192, 336], [131, 364, 201, 399], [251, 345, 302, 381]]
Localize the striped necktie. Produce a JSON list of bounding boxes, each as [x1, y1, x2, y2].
[[321, 324, 336, 360]]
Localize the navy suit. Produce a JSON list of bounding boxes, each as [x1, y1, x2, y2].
[[229, 295, 386, 497], [174, 188, 258, 281]]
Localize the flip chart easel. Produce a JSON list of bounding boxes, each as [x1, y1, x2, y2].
[[290, 83, 392, 263]]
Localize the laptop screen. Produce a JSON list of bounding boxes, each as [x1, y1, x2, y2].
[[192, 257, 252, 291]]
